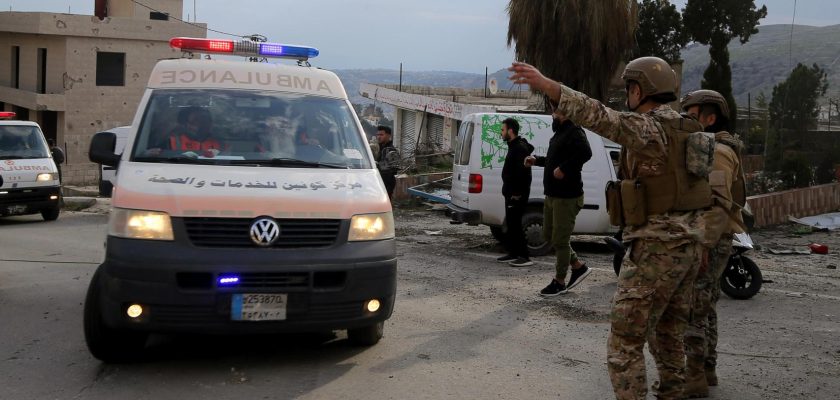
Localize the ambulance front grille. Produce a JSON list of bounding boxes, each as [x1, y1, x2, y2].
[[182, 217, 341, 248]]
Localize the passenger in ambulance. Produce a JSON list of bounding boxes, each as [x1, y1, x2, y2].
[[254, 115, 295, 156], [168, 107, 225, 157]]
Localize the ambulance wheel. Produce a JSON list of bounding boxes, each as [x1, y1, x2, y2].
[[490, 226, 507, 242], [84, 269, 148, 362], [523, 211, 551, 256], [98, 179, 113, 197], [347, 321, 384, 346], [41, 205, 60, 221]]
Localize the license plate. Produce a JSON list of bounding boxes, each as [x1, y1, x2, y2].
[[6, 205, 27, 215], [231, 293, 287, 321]]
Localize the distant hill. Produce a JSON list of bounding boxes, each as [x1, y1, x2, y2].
[[681, 24, 840, 106], [337, 24, 840, 112], [334, 68, 511, 106]]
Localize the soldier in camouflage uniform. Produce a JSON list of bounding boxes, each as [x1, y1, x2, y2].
[[510, 57, 711, 400], [681, 90, 747, 398], [376, 125, 401, 199]]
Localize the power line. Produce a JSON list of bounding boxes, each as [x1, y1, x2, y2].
[[128, 0, 247, 38]]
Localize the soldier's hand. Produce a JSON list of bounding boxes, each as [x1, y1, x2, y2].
[[553, 167, 565, 180], [524, 156, 536, 167], [508, 62, 553, 93]]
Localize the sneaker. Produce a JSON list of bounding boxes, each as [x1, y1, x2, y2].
[[539, 279, 567, 296], [565, 264, 592, 290], [496, 254, 517, 262], [509, 257, 534, 267]]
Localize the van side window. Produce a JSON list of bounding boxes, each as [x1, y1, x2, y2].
[[456, 122, 474, 165], [609, 150, 620, 176]]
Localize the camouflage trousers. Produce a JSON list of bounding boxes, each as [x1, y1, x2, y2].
[[607, 238, 702, 400], [685, 234, 733, 375]]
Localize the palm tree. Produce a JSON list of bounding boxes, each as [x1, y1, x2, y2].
[[506, 0, 637, 103]]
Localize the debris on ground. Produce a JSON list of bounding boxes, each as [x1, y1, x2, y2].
[[767, 247, 811, 255], [789, 212, 840, 231], [423, 230, 443, 236], [808, 243, 829, 254]]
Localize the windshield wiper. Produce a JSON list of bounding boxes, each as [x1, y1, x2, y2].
[[134, 155, 217, 165], [229, 158, 347, 169]]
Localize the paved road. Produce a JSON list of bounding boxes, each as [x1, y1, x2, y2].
[[1, 209, 838, 399]]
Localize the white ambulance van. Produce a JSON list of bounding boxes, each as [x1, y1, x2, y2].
[[447, 113, 620, 255], [86, 38, 396, 362], [0, 112, 63, 221]]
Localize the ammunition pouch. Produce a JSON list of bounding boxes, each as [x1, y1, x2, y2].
[[620, 180, 647, 226], [605, 180, 623, 226]]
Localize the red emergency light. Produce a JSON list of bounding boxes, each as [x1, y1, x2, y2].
[[170, 37, 234, 53], [0, 112, 16, 120], [169, 37, 319, 60]]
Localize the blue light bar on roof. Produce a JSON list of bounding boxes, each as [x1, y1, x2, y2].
[[259, 43, 319, 59]]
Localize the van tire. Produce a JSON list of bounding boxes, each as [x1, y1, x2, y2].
[[41, 205, 60, 221], [523, 211, 552, 256], [84, 268, 148, 363], [98, 179, 113, 197], [347, 321, 384, 346], [490, 226, 507, 242]]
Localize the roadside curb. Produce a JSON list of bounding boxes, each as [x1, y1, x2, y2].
[[62, 196, 97, 211]]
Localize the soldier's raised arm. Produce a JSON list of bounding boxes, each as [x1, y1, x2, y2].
[[508, 61, 670, 152]]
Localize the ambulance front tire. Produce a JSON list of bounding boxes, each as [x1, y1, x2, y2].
[[347, 321, 384, 346], [98, 179, 113, 197], [84, 268, 148, 363], [41, 205, 60, 221]]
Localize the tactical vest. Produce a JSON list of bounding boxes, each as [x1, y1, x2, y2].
[[721, 137, 748, 207], [642, 115, 713, 213]]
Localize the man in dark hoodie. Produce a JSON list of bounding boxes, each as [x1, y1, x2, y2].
[[497, 118, 535, 267], [525, 110, 592, 296]]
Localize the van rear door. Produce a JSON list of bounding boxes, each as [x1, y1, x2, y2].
[[450, 119, 475, 209]]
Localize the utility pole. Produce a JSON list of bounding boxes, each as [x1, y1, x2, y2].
[[747, 93, 751, 150]]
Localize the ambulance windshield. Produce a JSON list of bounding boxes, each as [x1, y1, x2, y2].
[[132, 89, 372, 169], [0, 125, 50, 159]]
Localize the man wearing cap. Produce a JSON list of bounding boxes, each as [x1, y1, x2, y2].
[[680, 89, 747, 398], [510, 58, 712, 400]]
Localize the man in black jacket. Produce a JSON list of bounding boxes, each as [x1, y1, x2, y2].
[[497, 118, 535, 267], [525, 111, 592, 296]]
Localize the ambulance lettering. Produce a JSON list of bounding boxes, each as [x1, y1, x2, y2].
[[0, 165, 50, 172], [158, 70, 334, 95]]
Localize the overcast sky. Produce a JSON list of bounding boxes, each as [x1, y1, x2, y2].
[[4, 0, 838, 72]]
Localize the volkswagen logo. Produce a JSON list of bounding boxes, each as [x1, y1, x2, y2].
[[250, 218, 280, 246]]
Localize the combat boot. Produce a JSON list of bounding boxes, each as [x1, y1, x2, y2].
[[684, 356, 709, 398], [705, 366, 718, 387], [683, 374, 709, 398]]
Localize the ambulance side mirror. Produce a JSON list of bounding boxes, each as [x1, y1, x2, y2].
[[51, 146, 65, 165], [89, 131, 120, 167]]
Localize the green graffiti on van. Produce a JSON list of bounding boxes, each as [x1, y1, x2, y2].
[[479, 114, 549, 169]]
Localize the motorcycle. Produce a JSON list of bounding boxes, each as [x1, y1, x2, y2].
[[603, 231, 762, 300]]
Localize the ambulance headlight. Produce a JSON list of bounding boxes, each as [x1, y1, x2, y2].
[[348, 212, 395, 241], [108, 208, 174, 241], [37, 173, 58, 182]]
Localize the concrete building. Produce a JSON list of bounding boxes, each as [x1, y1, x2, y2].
[[0, 0, 205, 185]]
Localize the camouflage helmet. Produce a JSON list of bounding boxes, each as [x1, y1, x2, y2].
[[680, 89, 731, 121], [621, 57, 677, 101]]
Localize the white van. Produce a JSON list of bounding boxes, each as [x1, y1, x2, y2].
[[86, 38, 396, 362], [97, 126, 131, 197], [0, 112, 63, 221], [447, 113, 620, 255]]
